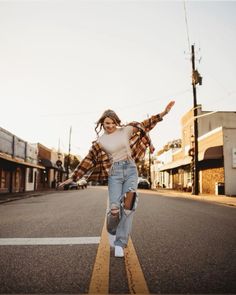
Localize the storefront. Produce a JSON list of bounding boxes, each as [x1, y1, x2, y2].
[[0, 154, 44, 193]]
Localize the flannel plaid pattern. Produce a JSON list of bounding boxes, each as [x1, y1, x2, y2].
[[72, 114, 163, 182]]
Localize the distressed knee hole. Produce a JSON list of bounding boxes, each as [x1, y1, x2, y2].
[[111, 207, 120, 217], [124, 191, 136, 210]]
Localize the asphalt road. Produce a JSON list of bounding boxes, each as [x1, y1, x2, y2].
[[0, 187, 235, 294], [132, 191, 236, 294]]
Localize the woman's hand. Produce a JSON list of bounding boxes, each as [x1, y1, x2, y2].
[[58, 178, 73, 189], [164, 100, 175, 114], [160, 100, 175, 118]]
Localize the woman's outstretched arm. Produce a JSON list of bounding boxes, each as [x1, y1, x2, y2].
[[132, 100, 175, 133], [159, 100, 175, 118], [58, 143, 98, 188]]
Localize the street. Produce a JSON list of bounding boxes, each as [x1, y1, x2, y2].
[[0, 187, 236, 294]]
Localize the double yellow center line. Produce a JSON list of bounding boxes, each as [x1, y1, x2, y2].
[[89, 217, 149, 294], [88, 218, 110, 294]]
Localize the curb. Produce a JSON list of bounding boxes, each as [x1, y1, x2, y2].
[[0, 190, 61, 204], [153, 188, 236, 208]]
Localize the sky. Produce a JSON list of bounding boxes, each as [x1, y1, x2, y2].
[[0, 0, 236, 158]]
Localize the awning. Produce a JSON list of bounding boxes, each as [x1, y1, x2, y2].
[[0, 153, 45, 169], [159, 145, 223, 171], [199, 145, 223, 160], [39, 158, 66, 171], [159, 157, 191, 171], [40, 159, 54, 168]]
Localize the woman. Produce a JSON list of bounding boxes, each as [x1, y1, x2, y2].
[[59, 100, 175, 257]]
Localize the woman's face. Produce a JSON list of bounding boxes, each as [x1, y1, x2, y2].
[[103, 117, 117, 134]]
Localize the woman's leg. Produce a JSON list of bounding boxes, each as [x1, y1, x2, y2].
[[107, 164, 123, 236], [114, 162, 138, 248]]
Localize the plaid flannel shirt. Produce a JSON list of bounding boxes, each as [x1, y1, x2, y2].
[[72, 114, 163, 182]]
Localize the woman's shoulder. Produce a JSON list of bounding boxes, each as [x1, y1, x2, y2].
[[123, 125, 133, 131], [127, 121, 145, 133], [91, 139, 102, 149], [121, 125, 134, 137]]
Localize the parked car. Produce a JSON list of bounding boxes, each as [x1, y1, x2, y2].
[[77, 178, 87, 189], [62, 178, 88, 190], [138, 177, 150, 189], [63, 181, 78, 190]]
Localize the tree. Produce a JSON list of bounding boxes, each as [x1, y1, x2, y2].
[[64, 154, 80, 172]]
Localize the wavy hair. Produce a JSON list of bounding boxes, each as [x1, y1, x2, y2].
[[95, 109, 122, 136]]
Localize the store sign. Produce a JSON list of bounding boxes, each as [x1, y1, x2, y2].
[[232, 148, 236, 168]]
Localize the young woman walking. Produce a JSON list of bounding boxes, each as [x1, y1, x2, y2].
[[59, 100, 175, 257]]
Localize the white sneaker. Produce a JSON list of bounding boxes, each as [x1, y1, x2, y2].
[[115, 245, 124, 258], [108, 233, 116, 248]]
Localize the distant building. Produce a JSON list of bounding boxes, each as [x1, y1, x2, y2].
[[0, 127, 68, 194], [37, 144, 66, 190], [0, 127, 44, 193], [151, 140, 181, 189]]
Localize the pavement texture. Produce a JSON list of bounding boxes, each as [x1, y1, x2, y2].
[[0, 187, 236, 207]]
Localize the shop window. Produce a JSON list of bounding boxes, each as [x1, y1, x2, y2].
[[28, 168, 33, 183], [1, 170, 6, 188]]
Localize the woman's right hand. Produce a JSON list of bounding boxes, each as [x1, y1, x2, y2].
[[58, 178, 73, 189]]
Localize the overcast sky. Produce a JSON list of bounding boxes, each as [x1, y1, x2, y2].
[[1, 0, 236, 157]]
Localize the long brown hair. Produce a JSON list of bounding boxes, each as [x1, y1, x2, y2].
[[95, 109, 122, 136]]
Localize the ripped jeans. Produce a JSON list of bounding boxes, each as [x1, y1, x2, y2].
[[107, 159, 138, 248]]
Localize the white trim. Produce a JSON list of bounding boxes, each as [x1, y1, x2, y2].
[[159, 157, 191, 171], [198, 126, 222, 142], [172, 148, 182, 156], [0, 237, 100, 245]]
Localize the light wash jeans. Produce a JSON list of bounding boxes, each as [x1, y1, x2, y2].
[[107, 159, 138, 248]]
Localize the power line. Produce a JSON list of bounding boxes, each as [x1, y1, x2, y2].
[[183, 0, 191, 53], [40, 88, 192, 118]]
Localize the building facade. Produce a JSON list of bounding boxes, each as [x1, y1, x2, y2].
[[155, 106, 236, 196], [0, 127, 44, 193], [0, 127, 67, 194]]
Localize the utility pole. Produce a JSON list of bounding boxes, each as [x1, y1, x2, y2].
[[147, 114, 152, 187], [148, 147, 152, 188], [191, 44, 202, 195], [67, 126, 72, 179]]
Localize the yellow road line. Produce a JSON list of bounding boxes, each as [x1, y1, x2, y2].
[[88, 217, 110, 294], [89, 205, 149, 294], [125, 238, 150, 294]]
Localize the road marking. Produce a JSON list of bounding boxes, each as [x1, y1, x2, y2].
[[125, 238, 150, 294], [89, 217, 110, 294], [89, 197, 149, 294], [0, 237, 100, 245]]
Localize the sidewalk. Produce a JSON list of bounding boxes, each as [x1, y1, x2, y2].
[[0, 189, 61, 204], [154, 188, 236, 207]]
